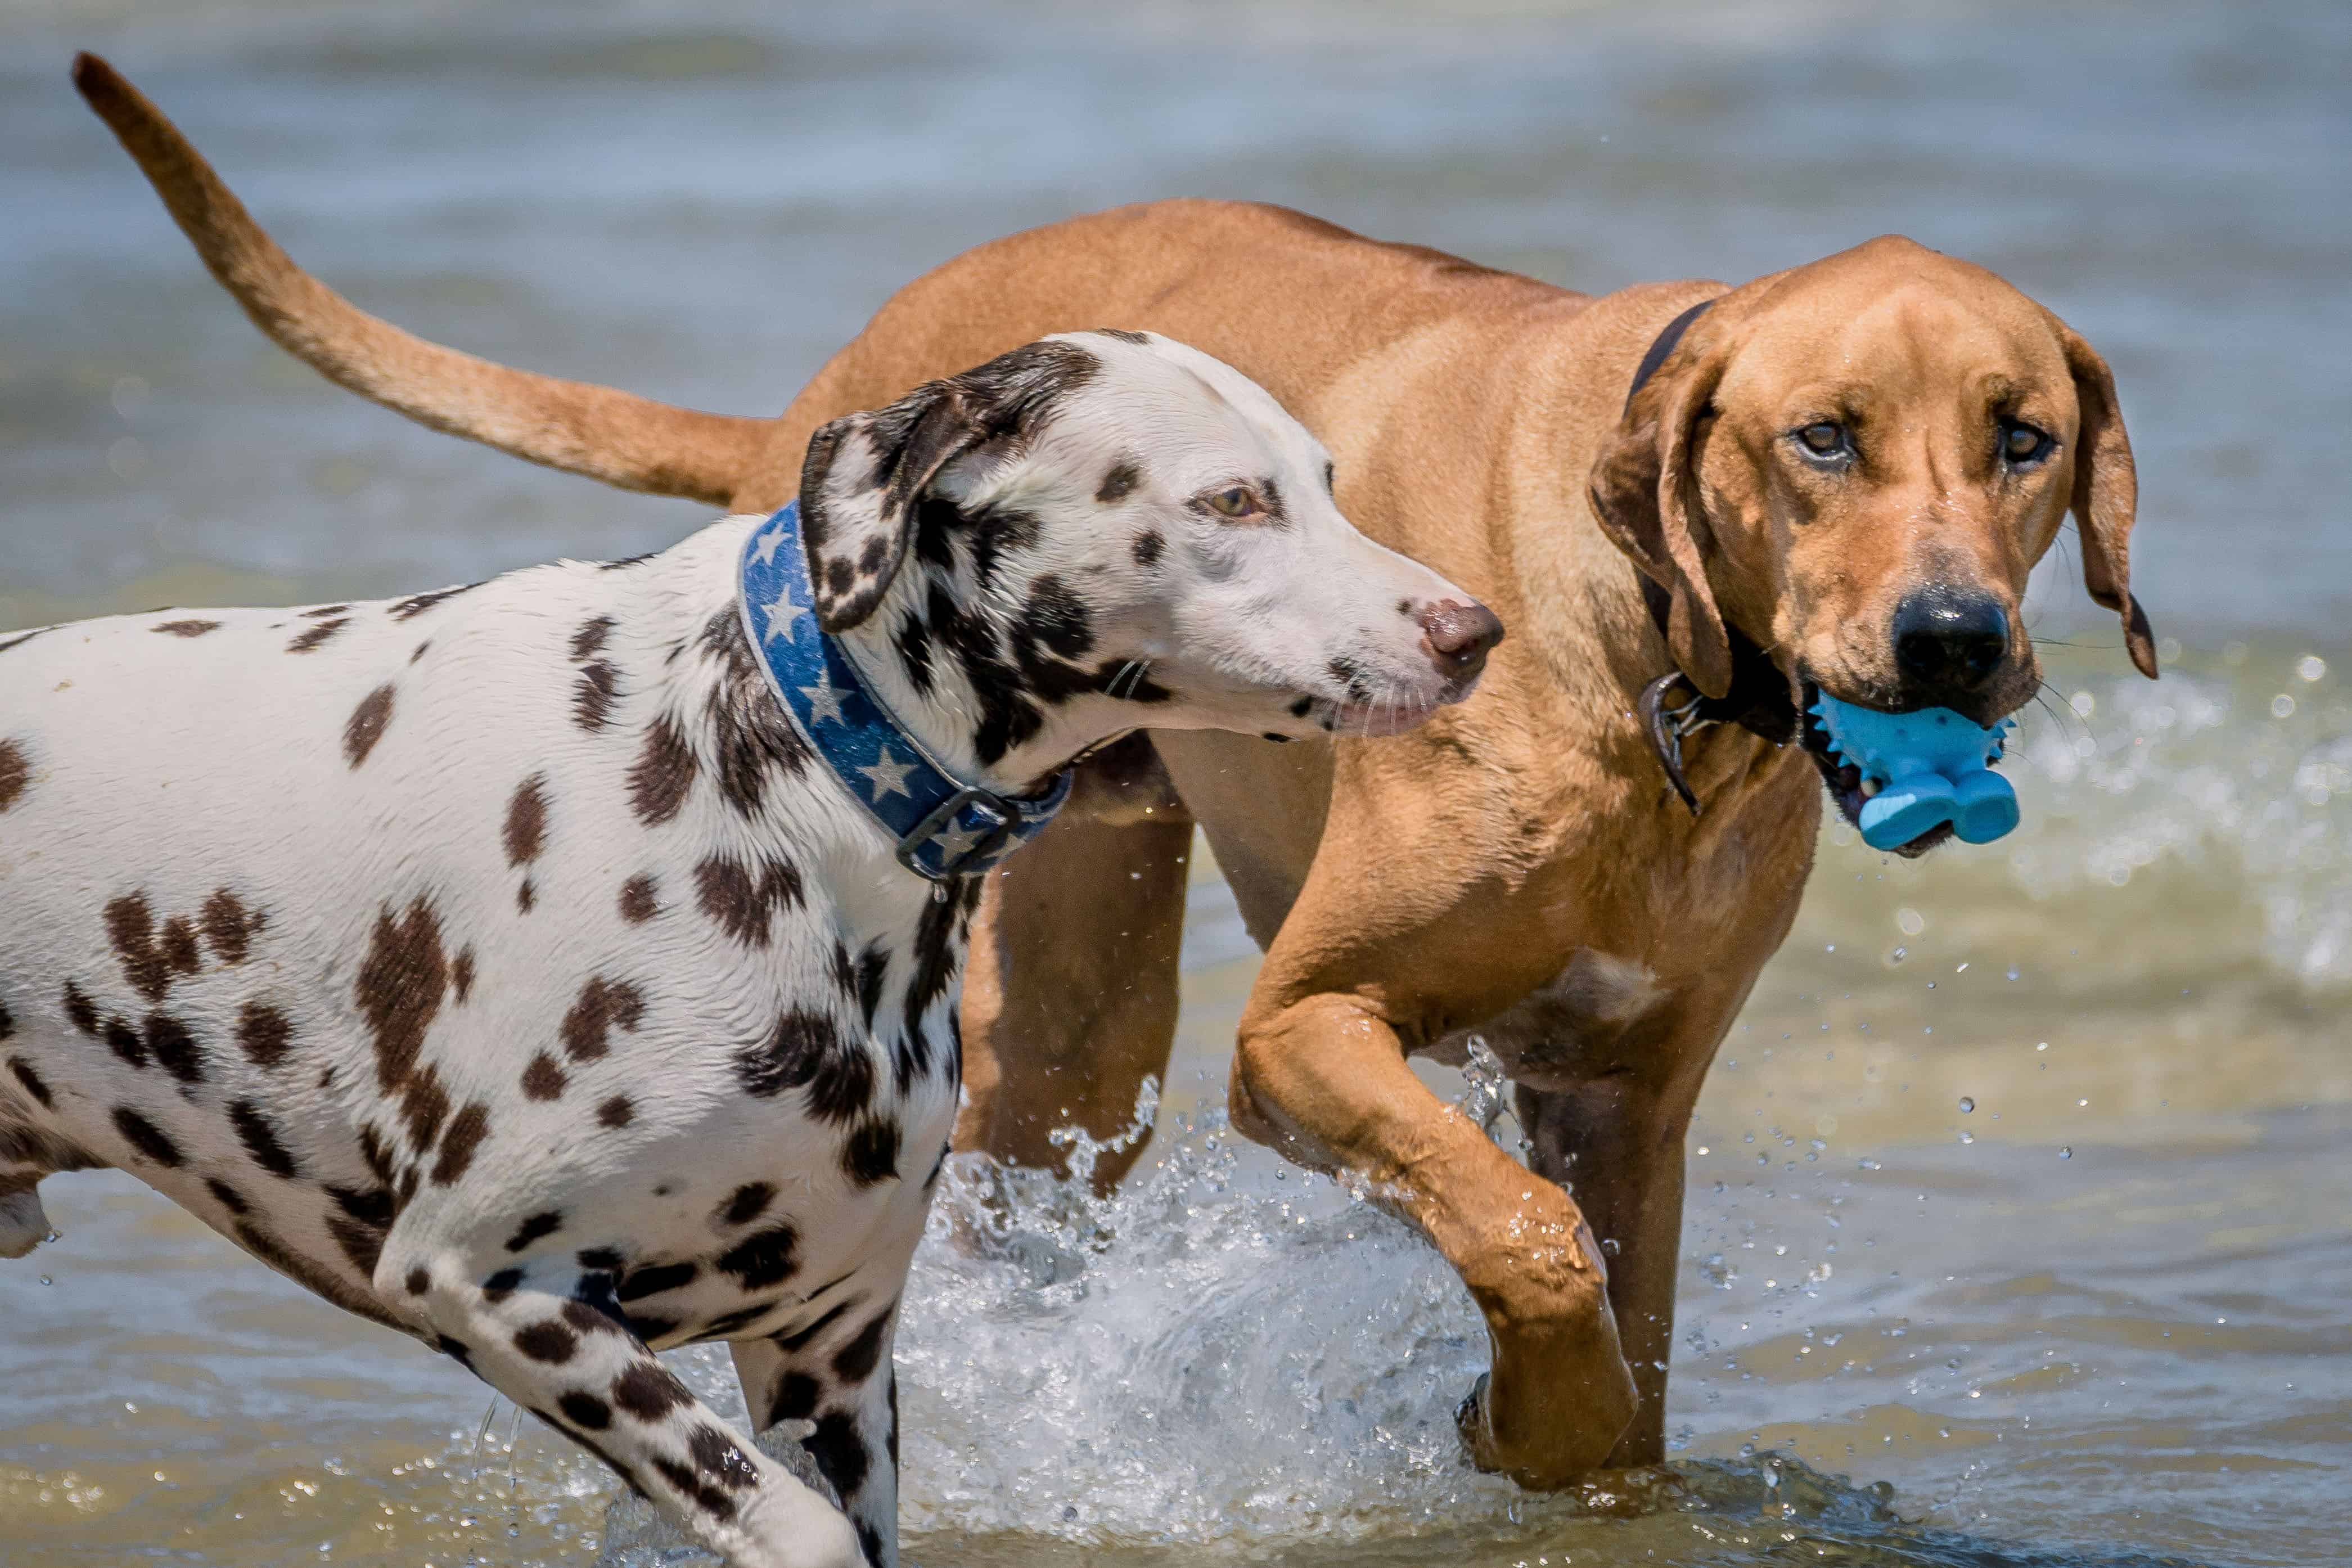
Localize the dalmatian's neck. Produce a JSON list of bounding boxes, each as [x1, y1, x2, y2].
[[824, 500, 1162, 798]]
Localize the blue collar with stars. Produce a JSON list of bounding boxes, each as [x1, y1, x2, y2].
[[737, 502, 1073, 882]]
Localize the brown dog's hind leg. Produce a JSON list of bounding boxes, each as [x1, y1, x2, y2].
[[956, 762, 1192, 1195]]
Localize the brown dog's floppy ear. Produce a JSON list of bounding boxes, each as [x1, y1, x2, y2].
[[797, 338, 1105, 633], [1588, 321, 1734, 698], [2054, 322, 2158, 680]]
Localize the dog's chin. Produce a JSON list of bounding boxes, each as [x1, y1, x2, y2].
[[1311, 669, 1482, 738], [1321, 699, 1440, 737], [1795, 678, 1954, 859]]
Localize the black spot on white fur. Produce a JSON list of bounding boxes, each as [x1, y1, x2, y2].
[[228, 1099, 299, 1178], [0, 738, 29, 813], [344, 684, 395, 768], [1096, 460, 1142, 503], [715, 1223, 799, 1291], [561, 977, 645, 1062]]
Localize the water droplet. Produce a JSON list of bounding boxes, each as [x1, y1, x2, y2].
[[2272, 693, 2296, 718], [1889, 946, 1908, 964], [2060, 1147, 2072, 1159], [2296, 654, 2327, 683], [1958, 1096, 1975, 1113], [1896, 907, 1926, 936], [1957, 1131, 1975, 1145], [2069, 690, 2096, 718]]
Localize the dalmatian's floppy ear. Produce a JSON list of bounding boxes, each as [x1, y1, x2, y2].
[[797, 338, 1106, 633], [799, 386, 978, 632]]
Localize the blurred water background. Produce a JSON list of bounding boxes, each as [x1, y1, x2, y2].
[[2, 2, 2348, 1565]]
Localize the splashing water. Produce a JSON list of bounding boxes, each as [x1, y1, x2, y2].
[[593, 1079, 2219, 1568]]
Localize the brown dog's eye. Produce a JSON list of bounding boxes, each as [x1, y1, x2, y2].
[[1795, 421, 1849, 458], [1205, 485, 1258, 517], [2000, 421, 2053, 465]]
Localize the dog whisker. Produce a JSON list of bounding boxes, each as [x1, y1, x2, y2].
[[2031, 677, 2093, 740], [1111, 659, 1154, 701]]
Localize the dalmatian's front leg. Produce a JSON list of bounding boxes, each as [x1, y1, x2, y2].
[[399, 1253, 864, 1568], [731, 1299, 904, 1568]]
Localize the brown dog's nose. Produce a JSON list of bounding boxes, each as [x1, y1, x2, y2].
[[1420, 599, 1505, 679], [1893, 587, 2009, 697]]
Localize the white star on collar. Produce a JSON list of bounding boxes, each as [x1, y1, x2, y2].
[[760, 586, 809, 644], [799, 666, 848, 726], [858, 745, 916, 803], [929, 817, 994, 865], [748, 525, 787, 569]]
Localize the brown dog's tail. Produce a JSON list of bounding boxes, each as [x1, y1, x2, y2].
[[71, 53, 771, 507]]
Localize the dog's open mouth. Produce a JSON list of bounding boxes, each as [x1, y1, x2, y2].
[[1796, 679, 1954, 858]]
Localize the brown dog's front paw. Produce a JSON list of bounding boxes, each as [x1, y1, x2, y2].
[[1458, 1306, 1641, 1488]]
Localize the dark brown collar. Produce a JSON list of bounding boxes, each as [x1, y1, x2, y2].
[[1620, 298, 1799, 814]]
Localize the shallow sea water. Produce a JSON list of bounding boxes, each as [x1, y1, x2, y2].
[[3, 1, 2349, 1565]]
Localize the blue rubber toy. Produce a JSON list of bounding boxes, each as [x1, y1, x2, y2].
[[1809, 693, 2019, 850]]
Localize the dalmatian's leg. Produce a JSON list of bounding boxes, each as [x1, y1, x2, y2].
[[731, 1297, 904, 1568], [399, 1251, 863, 1568]]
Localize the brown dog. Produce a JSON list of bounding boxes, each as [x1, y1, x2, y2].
[[75, 55, 2155, 1486]]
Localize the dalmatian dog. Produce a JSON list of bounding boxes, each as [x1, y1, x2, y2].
[[0, 330, 1503, 1567]]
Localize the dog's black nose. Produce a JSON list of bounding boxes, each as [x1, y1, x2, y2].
[[1421, 600, 1504, 680], [1893, 587, 2010, 697]]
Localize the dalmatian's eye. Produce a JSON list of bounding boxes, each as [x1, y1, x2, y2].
[[1204, 485, 1260, 519]]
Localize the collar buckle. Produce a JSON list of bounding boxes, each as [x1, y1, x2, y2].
[[1656, 676, 1715, 742], [895, 786, 1019, 881], [1639, 669, 1720, 819]]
